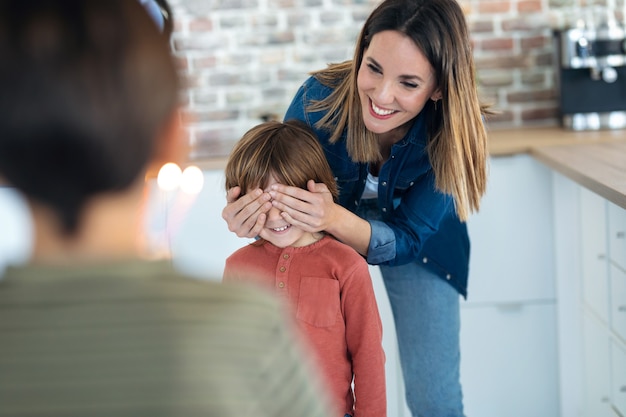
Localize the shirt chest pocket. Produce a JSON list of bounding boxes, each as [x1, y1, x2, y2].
[[296, 277, 340, 328]]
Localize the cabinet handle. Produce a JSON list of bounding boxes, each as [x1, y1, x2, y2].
[[621, 386, 626, 393], [618, 305, 626, 312], [617, 231, 625, 239], [598, 254, 606, 260], [601, 396, 610, 403], [496, 303, 524, 312]]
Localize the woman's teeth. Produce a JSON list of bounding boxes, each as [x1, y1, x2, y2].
[[372, 102, 394, 116], [272, 225, 290, 232]]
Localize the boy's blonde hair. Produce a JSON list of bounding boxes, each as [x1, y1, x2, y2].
[[225, 120, 339, 201]]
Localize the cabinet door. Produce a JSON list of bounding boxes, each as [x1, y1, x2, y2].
[[610, 264, 626, 342], [582, 311, 612, 417], [608, 202, 626, 272], [611, 341, 626, 417], [460, 302, 559, 417], [466, 154, 555, 304], [580, 187, 610, 323]]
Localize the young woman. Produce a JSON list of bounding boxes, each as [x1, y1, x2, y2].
[[222, 0, 489, 415]]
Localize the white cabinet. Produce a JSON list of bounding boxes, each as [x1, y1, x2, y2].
[[611, 341, 626, 417], [552, 174, 626, 417], [582, 312, 612, 416], [611, 264, 626, 344], [460, 302, 559, 416], [608, 201, 626, 272], [465, 154, 556, 303], [461, 154, 559, 417], [580, 187, 610, 324]]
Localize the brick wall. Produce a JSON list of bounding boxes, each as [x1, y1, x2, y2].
[[167, 0, 623, 160]]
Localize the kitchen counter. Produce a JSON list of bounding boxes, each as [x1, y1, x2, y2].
[[488, 126, 626, 210], [486, 126, 626, 156], [186, 126, 626, 210]]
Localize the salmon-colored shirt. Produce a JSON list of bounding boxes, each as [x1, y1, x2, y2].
[[224, 234, 386, 417]]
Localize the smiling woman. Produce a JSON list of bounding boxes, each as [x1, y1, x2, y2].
[[221, 0, 490, 415]]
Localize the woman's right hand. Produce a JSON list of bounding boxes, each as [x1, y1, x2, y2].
[[221, 186, 272, 239]]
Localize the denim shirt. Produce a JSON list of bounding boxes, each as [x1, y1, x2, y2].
[[284, 76, 469, 297]]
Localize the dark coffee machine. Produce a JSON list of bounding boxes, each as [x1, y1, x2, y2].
[[554, 9, 626, 130]]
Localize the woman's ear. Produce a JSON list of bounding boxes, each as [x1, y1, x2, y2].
[[145, 109, 188, 179], [430, 89, 443, 102]]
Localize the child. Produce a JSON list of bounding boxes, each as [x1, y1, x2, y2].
[[223, 120, 387, 417]]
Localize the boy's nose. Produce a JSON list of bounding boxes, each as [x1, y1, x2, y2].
[[266, 205, 282, 220]]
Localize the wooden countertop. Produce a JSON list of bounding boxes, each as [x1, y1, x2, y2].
[[488, 126, 626, 209], [7, 126, 621, 208], [486, 126, 626, 156]]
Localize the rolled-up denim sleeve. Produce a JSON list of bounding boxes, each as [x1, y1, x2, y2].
[[366, 220, 396, 265]]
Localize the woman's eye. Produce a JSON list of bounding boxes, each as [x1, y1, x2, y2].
[[367, 63, 382, 74], [402, 81, 418, 89]]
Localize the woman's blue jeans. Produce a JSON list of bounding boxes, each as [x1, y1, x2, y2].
[[379, 262, 465, 417]]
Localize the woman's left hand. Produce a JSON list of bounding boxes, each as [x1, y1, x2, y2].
[[268, 180, 337, 233]]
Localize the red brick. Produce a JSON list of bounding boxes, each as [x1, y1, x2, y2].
[[189, 18, 213, 32], [480, 37, 515, 51], [517, 0, 543, 13], [477, 1, 511, 14]]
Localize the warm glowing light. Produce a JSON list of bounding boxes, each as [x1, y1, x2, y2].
[[180, 165, 204, 194], [157, 162, 182, 191]]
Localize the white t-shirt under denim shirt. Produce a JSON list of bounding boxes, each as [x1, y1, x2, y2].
[[361, 172, 379, 200]]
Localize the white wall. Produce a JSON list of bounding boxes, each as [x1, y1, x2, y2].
[[0, 187, 32, 277]]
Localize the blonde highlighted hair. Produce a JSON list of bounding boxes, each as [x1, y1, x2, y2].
[[309, 0, 490, 221]]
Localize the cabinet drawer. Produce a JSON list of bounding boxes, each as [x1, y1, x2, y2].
[[582, 312, 612, 417], [466, 155, 555, 303], [610, 264, 626, 342], [611, 341, 626, 417], [580, 187, 610, 323], [608, 202, 626, 272], [460, 302, 559, 417]]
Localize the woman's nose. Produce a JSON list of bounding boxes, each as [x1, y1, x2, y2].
[[373, 79, 394, 104]]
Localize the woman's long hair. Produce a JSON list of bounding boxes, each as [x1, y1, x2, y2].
[[309, 0, 490, 221]]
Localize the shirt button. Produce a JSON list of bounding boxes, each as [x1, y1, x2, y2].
[[279, 266, 286, 272], [391, 155, 395, 159], [409, 181, 414, 186], [283, 254, 289, 260], [278, 282, 285, 288], [381, 181, 387, 186], [422, 257, 428, 263], [382, 207, 387, 212], [355, 200, 359, 205], [446, 274, 451, 280]]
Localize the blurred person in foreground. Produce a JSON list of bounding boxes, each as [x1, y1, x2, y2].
[[0, 1, 335, 416]]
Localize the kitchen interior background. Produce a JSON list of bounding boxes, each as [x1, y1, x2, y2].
[[166, 0, 626, 161]]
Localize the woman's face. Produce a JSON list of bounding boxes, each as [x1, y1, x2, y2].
[[357, 30, 441, 136]]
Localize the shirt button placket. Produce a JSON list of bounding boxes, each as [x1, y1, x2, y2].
[[276, 251, 292, 292]]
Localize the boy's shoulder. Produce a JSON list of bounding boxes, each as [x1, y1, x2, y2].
[[318, 235, 368, 266], [226, 240, 265, 261]]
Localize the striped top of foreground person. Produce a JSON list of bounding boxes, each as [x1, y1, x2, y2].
[[0, 260, 335, 417]]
